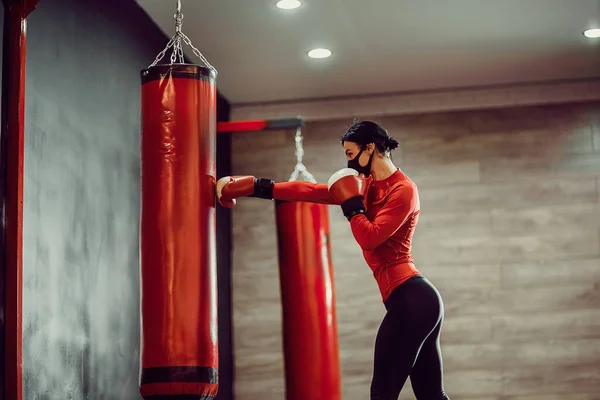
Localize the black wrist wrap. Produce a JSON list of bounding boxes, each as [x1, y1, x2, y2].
[[250, 178, 274, 200], [340, 196, 366, 221]]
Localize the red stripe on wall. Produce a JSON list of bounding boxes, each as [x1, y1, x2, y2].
[[217, 120, 268, 133]]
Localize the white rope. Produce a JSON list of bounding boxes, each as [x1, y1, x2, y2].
[[148, 0, 217, 73]]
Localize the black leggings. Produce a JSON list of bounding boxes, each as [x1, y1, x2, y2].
[[370, 275, 450, 400]]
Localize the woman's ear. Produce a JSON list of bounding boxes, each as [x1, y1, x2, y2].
[[367, 143, 375, 154]]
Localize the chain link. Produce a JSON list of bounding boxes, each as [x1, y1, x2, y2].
[[149, 37, 175, 67], [289, 126, 317, 183], [295, 127, 304, 164], [174, 3, 183, 32], [180, 32, 216, 71], [148, 0, 217, 73]]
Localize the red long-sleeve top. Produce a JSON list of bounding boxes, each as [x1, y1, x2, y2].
[[273, 169, 421, 302]]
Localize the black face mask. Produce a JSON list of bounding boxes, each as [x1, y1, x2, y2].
[[347, 149, 374, 177]]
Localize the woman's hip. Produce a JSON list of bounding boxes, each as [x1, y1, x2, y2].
[[384, 275, 444, 317]]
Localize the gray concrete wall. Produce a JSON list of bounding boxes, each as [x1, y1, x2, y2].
[[20, 0, 167, 398]]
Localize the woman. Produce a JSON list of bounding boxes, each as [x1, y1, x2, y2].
[[217, 120, 450, 400]]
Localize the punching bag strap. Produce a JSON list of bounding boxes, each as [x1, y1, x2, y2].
[[147, 0, 217, 73]]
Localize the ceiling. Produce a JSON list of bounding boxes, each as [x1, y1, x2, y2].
[[136, 0, 600, 105]]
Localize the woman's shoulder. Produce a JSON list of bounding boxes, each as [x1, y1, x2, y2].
[[387, 180, 417, 201], [389, 174, 419, 210], [393, 170, 418, 191]]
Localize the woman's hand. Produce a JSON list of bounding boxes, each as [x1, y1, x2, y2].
[[216, 175, 274, 208], [327, 168, 368, 220]]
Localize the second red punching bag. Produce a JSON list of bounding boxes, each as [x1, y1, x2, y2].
[[275, 201, 342, 400], [139, 64, 218, 399]]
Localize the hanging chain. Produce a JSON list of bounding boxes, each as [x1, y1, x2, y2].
[[289, 127, 317, 183], [294, 127, 304, 165], [148, 0, 217, 73]]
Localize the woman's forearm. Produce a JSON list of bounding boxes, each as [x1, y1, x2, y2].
[[273, 181, 340, 205], [216, 175, 340, 206]]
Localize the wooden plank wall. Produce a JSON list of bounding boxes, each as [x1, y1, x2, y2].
[[230, 102, 600, 400]]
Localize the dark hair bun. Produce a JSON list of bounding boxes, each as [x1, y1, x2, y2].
[[341, 120, 400, 154], [386, 136, 400, 151]]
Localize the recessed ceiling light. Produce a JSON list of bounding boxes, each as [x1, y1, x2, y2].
[[276, 0, 301, 10], [583, 28, 600, 38], [308, 48, 332, 59]]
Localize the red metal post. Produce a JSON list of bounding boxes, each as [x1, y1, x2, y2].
[[1, 1, 39, 399]]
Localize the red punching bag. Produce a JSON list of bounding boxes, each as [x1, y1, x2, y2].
[[139, 64, 218, 399], [275, 198, 342, 400]]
